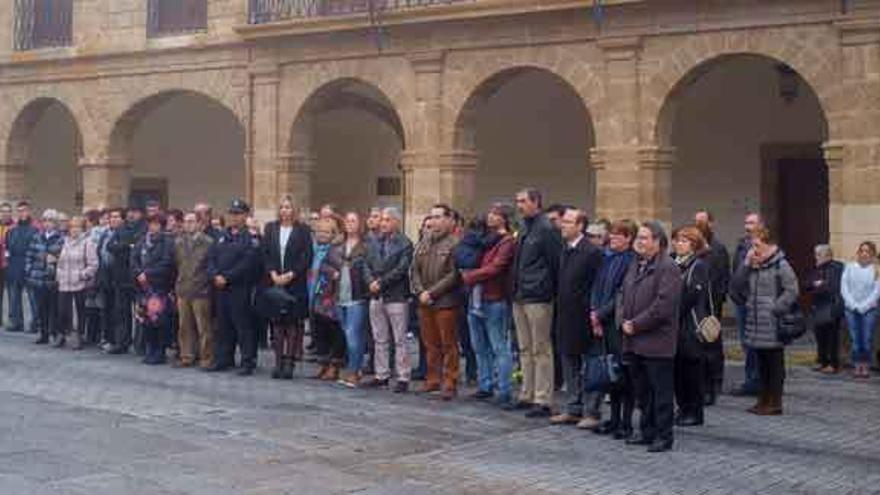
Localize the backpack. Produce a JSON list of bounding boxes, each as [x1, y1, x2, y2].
[[773, 260, 806, 345]]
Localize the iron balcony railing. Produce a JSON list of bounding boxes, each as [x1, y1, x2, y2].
[[148, 0, 208, 37], [14, 0, 73, 51], [248, 0, 472, 24]]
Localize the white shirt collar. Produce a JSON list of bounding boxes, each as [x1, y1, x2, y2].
[[568, 234, 584, 249]]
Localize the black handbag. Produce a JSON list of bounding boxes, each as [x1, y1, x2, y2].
[[773, 262, 807, 345], [584, 337, 622, 393], [810, 304, 836, 329]]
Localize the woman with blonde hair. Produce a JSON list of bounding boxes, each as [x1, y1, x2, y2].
[[262, 196, 312, 379], [840, 241, 880, 378], [309, 217, 347, 380]]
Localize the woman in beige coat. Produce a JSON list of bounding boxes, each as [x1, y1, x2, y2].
[[56, 216, 99, 349]]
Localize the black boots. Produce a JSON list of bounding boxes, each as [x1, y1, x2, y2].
[[272, 357, 295, 380]]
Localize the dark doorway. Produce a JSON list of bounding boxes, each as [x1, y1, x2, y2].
[[762, 143, 829, 282]]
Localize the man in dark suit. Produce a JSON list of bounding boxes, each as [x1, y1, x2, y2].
[[548, 208, 603, 429]]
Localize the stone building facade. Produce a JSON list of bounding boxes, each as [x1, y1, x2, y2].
[[0, 0, 878, 269]]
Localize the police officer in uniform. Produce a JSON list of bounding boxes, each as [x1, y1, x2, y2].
[[206, 199, 259, 376]]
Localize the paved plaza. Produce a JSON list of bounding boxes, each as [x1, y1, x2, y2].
[[0, 331, 878, 495]]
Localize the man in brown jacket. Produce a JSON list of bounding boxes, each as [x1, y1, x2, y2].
[[411, 204, 461, 400], [175, 212, 215, 368], [621, 221, 681, 453]]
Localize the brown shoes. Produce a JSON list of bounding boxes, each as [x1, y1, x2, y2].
[[320, 365, 340, 381], [747, 391, 783, 416], [549, 413, 580, 425]]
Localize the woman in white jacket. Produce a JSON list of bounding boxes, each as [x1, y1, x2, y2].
[[840, 241, 880, 378], [56, 216, 99, 350]]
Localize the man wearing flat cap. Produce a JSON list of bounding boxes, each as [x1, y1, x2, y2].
[[206, 198, 260, 375]]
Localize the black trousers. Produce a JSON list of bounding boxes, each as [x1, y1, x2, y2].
[[674, 352, 705, 416], [312, 313, 346, 366], [703, 336, 724, 393], [756, 348, 785, 396], [632, 355, 675, 443], [815, 321, 841, 369], [111, 289, 134, 350], [561, 353, 602, 418], [32, 286, 58, 340], [215, 287, 255, 369], [608, 354, 635, 431], [58, 291, 86, 341]]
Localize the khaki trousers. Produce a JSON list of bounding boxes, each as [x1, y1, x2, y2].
[[419, 306, 460, 391], [177, 297, 213, 367], [513, 302, 553, 406], [369, 300, 410, 382]]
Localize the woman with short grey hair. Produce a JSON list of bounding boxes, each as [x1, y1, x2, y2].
[[804, 244, 844, 374], [26, 210, 65, 345]]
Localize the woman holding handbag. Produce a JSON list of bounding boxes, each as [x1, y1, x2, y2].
[[731, 227, 799, 416], [671, 226, 711, 427], [804, 245, 844, 374]]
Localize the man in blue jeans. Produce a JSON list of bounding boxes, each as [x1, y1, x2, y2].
[[5, 201, 37, 334], [731, 212, 763, 396]]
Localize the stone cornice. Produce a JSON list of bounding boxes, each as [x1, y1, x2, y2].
[[834, 18, 880, 46], [235, 0, 643, 41]]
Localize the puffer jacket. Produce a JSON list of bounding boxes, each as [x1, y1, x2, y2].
[[25, 230, 64, 289], [6, 220, 37, 283], [56, 234, 99, 293], [731, 248, 799, 350], [411, 231, 460, 309]]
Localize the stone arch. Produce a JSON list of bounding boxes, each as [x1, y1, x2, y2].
[[283, 74, 408, 212], [5, 97, 83, 165], [444, 45, 602, 151], [288, 77, 406, 153], [280, 58, 416, 154], [106, 89, 245, 163], [644, 28, 839, 146]]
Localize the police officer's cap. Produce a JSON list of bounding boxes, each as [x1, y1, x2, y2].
[[228, 198, 250, 214]]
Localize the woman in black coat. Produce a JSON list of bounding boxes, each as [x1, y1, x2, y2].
[[262, 197, 312, 379], [671, 226, 711, 427]]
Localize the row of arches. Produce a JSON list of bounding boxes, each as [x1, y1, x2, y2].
[[8, 53, 829, 275]]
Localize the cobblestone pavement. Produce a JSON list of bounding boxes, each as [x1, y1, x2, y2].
[[0, 331, 878, 495]]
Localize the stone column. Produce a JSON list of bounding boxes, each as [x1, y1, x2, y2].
[[592, 146, 673, 224], [277, 151, 316, 211], [592, 36, 672, 225], [79, 157, 130, 209], [826, 19, 880, 256], [401, 51, 464, 237], [249, 61, 282, 222], [0, 162, 27, 202]]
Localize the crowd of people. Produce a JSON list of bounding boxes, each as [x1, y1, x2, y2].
[[0, 187, 875, 454]]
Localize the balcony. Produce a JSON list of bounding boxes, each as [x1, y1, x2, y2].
[[238, 0, 643, 40], [147, 0, 208, 38], [248, 0, 473, 24], [14, 0, 73, 51]]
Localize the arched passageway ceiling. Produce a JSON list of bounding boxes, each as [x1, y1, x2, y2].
[[644, 28, 840, 147], [288, 77, 407, 152], [454, 65, 597, 213], [4, 96, 86, 164], [444, 46, 602, 151], [666, 52, 829, 251], [280, 59, 416, 154], [107, 89, 247, 163]]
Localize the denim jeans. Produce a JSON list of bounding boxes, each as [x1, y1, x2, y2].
[[467, 301, 513, 400], [736, 304, 760, 390], [845, 308, 877, 365], [339, 301, 368, 373], [6, 279, 34, 332]]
